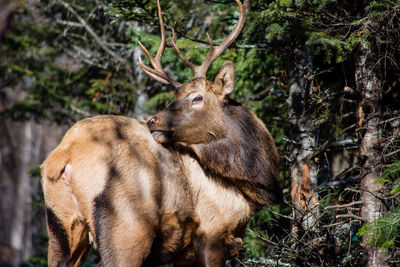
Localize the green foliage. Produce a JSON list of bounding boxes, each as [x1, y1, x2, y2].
[[358, 161, 400, 249], [26, 256, 48, 266], [242, 204, 291, 259], [358, 210, 400, 249], [375, 161, 400, 194], [28, 165, 41, 178], [145, 91, 174, 113], [307, 32, 351, 64], [1, 0, 142, 124], [242, 229, 267, 258], [109, 0, 172, 25]]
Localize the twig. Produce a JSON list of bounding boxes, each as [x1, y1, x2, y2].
[[345, 188, 361, 193], [56, 19, 84, 27], [330, 137, 358, 147], [317, 176, 359, 189], [70, 105, 94, 117], [243, 258, 291, 267], [67, 47, 107, 69], [322, 221, 349, 228], [379, 116, 400, 125], [384, 148, 400, 159], [56, 0, 128, 67], [325, 201, 363, 210], [335, 214, 366, 221], [332, 165, 359, 181], [250, 87, 288, 101], [306, 139, 329, 161], [341, 123, 357, 134]]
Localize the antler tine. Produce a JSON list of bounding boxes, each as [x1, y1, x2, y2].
[[137, 0, 182, 88], [138, 55, 178, 86], [154, 0, 166, 69], [138, 41, 157, 69], [170, 0, 247, 79], [194, 0, 246, 78], [205, 33, 215, 57], [171, 28, 197, 71]]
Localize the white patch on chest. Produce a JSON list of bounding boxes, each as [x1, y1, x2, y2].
[[181, 155, 251, 235]]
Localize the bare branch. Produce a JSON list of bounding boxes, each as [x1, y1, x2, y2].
[[335, 214, 366, 222], [70, 105, 94, 117], [56, 0, 128, 67], [250, 87, 288, 101], [384, 148, 400, 158], [325, 201, 363, 210], [56, 19, 84, 28]]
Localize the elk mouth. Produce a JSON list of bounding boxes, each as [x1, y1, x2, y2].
[[150, 130, 172, 143]]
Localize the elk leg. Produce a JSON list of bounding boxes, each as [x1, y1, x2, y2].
[[97, 218, 156, 265], [44, 169, 91, 267], [46, 207, 70, 266], [46, 207, 91, 267], [201, 239, 226, 267], [69, 219, 91, 266], [224, 235, 242, 258], [94, 194, 157, 266]]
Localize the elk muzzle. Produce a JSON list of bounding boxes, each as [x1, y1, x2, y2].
[[147, 115, 171, 143]]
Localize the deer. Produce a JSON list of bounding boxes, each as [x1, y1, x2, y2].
[[41, 0, 282, 266]]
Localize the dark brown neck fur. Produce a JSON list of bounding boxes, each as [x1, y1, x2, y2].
[[191, 99, 282, 211]]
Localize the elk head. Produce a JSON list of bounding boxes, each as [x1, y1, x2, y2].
[[140, 0, 281, 208], [146, 62, 237, 144], [139, 0, 249, 145]]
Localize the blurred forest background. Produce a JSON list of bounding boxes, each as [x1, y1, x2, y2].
[[1, 0, 400, 266]]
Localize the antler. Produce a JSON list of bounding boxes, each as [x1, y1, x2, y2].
[[171, 0, 248, 79], [138, 0, 251, 86], [138, 0, 182, 88]]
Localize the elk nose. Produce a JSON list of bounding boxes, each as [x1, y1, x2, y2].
[[147, 116, 159, 127]]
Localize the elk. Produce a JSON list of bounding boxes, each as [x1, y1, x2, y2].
[[41, 0, 282, 266]]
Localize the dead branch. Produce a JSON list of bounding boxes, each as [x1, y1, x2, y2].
[[379, 116, 400, 125], [70, 105, 94, 117], [56, 0, 129, 68], [250, 87, 288, 101], [384, 148, 400, 159], [56, 19, 84, 28], [325, 201, 363, 210], [322, 221, 349, 228], [335, 214, 366, 222], [345, 188, 361, 193]]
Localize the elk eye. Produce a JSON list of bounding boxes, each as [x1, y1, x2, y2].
[[192, 96, 203, 105]]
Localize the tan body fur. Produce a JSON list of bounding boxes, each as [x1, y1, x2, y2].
[[42, 115, 251, 266]]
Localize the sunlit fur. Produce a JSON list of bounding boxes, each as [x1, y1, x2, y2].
[[41, 62, 281, 266]]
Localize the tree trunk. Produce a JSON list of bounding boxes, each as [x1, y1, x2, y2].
[[0, 84, 67, 265], [133, 23, 149, 120], [133, 47, 149, 120], [0, 0, 18, 43], [355, 41, 388, 267], [288, 48, 319, 236]]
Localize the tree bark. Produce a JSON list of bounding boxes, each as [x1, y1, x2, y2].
[[288, 48, 319, 235], [355, 41, 388, 267], [0, 0, 18, 43], [0, 84, 67, 265], [133, 42, 149, 120]]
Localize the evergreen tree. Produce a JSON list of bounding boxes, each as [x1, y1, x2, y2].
[[1, 0, 399, 265]]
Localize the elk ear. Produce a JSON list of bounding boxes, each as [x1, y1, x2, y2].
[[213, 61, 235, 99]]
